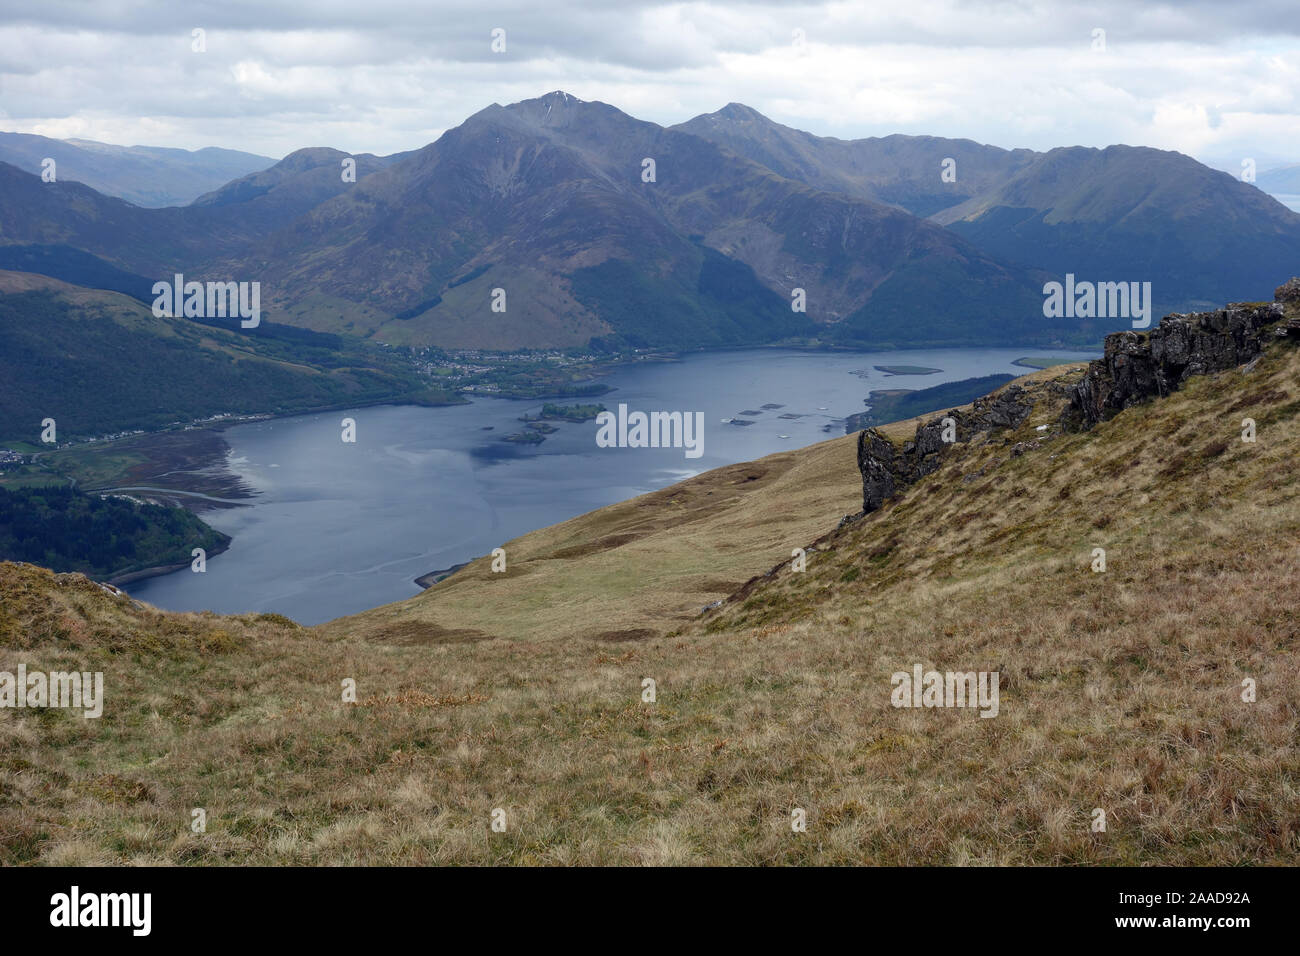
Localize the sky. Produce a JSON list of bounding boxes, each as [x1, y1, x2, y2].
[[0, 0, 1297, 170]]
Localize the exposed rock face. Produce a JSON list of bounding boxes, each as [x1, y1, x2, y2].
[[856, 385, 1033, 512], [1063, 288, 1294, 430]]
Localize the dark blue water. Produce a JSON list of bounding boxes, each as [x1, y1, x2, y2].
[[126, 347, 1096, 623]]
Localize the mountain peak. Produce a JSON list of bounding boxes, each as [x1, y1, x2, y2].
[[274, 146, 349, 169], [512, 90, 589, 113], [715, 102, 767, 121], [490, 90, 606, 130], [540, 90, 583, 104]]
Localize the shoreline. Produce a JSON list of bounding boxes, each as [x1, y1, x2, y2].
[[17, 342, 1100, 454], [414, 561, 471, 589], [107, 537, 233, 588], [77, 429, 259, 507]]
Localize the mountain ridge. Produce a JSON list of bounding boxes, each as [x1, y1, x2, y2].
[[2, 93, 1295, 352], [0, 131, 274, 207], [675, 102, 1040, 217], [210, 91, 1058, 348]]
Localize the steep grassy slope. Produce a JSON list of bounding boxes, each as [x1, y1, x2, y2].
[[690, 335, 1300, 864], [2, 313, 1296, 865]]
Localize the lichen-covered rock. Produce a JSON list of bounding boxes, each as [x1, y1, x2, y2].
[[856, 385, 1034, 512], [1063, 298, 1287, 430], [857, 430, 901, 513]]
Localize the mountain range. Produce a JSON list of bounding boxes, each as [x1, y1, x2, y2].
[[2, 91, 1298, 357], [679, 106, 1300, 315], [0, 131, 273, 207]]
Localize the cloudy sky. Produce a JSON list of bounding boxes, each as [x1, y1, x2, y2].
[[0, 0, 1297, 168]]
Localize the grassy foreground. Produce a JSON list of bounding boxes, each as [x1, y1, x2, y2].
[[1, 340, 1298, 864]]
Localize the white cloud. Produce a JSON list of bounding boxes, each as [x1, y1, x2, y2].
[[0, 0, 1294, 163]]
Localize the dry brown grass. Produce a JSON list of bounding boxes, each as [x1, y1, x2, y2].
[[2, 343, 1298, 865]]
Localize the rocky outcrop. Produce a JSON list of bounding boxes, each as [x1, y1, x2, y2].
[[854, 278, 1300, 513], [857, 384, 1033, 512], [1064, 278, 1300, 430]]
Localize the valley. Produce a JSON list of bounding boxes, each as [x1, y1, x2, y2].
[[4, 282, 1297, 865], [116, 346, 1074, 623], [1, 76, 1298, 876]]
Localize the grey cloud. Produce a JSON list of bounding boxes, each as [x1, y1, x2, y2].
[[0, 0, 1295, 161]]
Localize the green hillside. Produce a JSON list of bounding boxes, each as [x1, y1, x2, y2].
[[0, 275, 459, 443], [853, 373, 1017, 427], [0, 485, 228, 582]]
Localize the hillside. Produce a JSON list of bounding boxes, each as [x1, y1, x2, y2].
[[0, 149, 403, 293], [9, 96, 1294, 352], [188, 147, 404, 234], [216, 92, 1051, 349], [3, 98, 1297, 352], [0, 93, 1079, 351], [0, 271, 458, 443], [0, 485, 229, 583], [675, 103, 1039, 218], [3, 282, 1296, 865], [675, 106, 1300, 320], [933, 145, 1300, 314]]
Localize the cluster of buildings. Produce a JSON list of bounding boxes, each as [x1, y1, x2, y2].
[[0, 449, 28, 476]]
